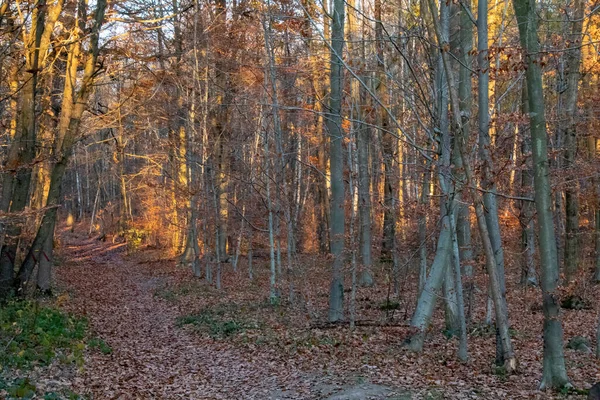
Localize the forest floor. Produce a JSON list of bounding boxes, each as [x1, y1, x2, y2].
[[48, 225, 599, 399]]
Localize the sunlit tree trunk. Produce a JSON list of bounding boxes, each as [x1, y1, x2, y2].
[[16, 0, 107, 292], [513, 0, 570, 388], [0, 0, 64, 297]]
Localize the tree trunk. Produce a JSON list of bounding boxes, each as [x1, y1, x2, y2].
[[16, 0, 107, 291], [519, 85, 537, 286], [327, 0, 346, 322], [513, 0, 570, 388], [407, 213, 452, 351], [36, 223, 54, 294], [562, 0, 584, 282], [456, 0, 474, 322], [376, 0, 395, 264], [426, 0, 517, 371]]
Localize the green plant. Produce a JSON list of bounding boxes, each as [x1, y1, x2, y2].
[[123, 228, 148, 252], [3, 378, 36, 399], [0, 300, 87, 371], [379, 300, 400, 311], [176, 309, 248, 338], [88, 338, 112, 355]]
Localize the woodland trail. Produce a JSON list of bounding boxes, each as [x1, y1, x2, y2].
[[55, 230, 401, 400]]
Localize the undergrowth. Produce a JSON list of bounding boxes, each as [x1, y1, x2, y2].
[[176, 307, 254, 338], [0, 300, 108, 399], [0, 300, 87, 370]]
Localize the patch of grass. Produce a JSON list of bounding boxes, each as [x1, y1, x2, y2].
[[559, 386, 589, 396], [153, 282, 212, 302], [378, 300, 400, 311], [0, 300, 87, 371], [88, 338, 112, 355], [492, 365, 508, 382], [177, 308, 250, 338]]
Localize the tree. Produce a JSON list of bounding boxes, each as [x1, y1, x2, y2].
[[327, 0, 346, 322], [16, 0, 108, 292], [513, 0, 570, 389]]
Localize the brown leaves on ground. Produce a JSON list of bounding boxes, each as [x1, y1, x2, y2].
[[54, 228, 599, 399]]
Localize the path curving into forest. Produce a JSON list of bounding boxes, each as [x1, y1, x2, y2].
[[55, 230, 400, 400]]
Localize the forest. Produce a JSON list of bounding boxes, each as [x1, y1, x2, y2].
[[0, 0, 600, 398]]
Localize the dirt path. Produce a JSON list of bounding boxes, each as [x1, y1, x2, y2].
[[55, 231, 401, 400]]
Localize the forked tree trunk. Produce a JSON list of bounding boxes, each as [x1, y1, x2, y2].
[[425, 0, 517, 371], [513, 0, 570, 389], [407, 211, 452, 351]]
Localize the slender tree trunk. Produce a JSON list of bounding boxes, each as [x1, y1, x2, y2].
[[456, 0, 474, 322], [562, 0, 584, 282], [596, 313, 600, 359], [513, 0, 570, 388], [418, 157, 430, 296], [426, 0, 517, 371], [519, 85, 537, 286], [450, 207, 468, 361], [327, 0, 346, 322], [262, 8, 295, 301], [375, 0, 395, 264]]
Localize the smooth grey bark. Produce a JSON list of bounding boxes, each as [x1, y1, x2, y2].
[[418, 158, 431, 296], [437, 0, 459, 335], [348, 121, 358, 329], [180, 193, 201, 277], [456, 0, 474, 322], [477, 0, 506, 297], [427, 0, 517, 371], [450, 208, 468, 361], [407, 213, 452, 351], [477, 0, 511, 366], [519, 85, 537, 286], [513, 0, 570, 388], [562, 0, 583, 281], [408, 0, 455, 352], [375, 0, 395, 264], [326, 0, 346, 322]]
